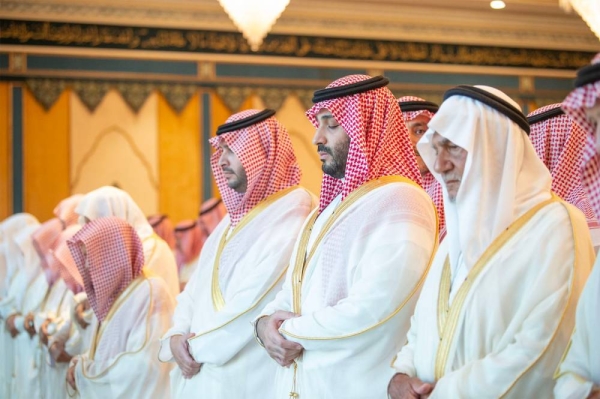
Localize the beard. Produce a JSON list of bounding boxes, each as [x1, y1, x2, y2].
[[319, 141, 349, 179]]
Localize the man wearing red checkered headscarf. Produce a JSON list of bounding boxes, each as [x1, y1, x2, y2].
[[35, 225, 81, 399], [173, 219, 205, 290], [160, 109, 314, 399], [528, 103, 600, 250], [399, 96, 446, 240], [65, 217, 173, 399], [255, 75, 438, 398], [555, 54, 600, 399]]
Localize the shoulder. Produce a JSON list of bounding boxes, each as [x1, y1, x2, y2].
[[277, 186, 316, 208], [357, 180, 436, 218]]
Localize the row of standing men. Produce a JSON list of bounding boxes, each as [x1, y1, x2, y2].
[[1, 57, 600, 398]]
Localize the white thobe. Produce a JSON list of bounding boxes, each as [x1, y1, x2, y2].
[[11, 271, 50, 399], [393, 200, 594, 398], [555, 254, 600, 399], [70, 274, 174, 399], [144, 234, 180, 300], [35, 278, 73, 399], [260, 180, 438, 399], [159, 187, 314, 399]]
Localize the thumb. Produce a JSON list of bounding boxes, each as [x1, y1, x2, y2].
[[414, 382, 433, 395], [273, 311, 297, 321], [186, 332, 196, 339]]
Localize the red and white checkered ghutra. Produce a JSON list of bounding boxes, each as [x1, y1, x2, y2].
[[307, 75, 422, 212], [398, 95, 446, 239], [67, 217, 144, 322], [529, 103, 599, 227], [53, 194, 84, 228], [209, 110, 301, 227], [31, 218, 64, 282], [53, 225, 84, 293], [562, 53, 600, 217]]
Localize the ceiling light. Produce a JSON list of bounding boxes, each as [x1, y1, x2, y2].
[[490, 1, 506, 9]]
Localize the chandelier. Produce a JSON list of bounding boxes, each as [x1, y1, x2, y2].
[[218, 0, 291, 51], [561, 0, 600, 41]]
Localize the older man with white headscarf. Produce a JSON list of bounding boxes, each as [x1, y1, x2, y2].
[[76, 186, 179, 299], [555, 54, 600, 399], [389, 85, 594, 399]]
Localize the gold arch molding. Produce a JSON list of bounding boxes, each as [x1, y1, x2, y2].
[[71, 125, 159, 191]]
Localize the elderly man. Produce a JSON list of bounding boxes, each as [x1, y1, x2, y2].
[[159, 109, 314, 398], [398, 96, 445, 239], [555, 54, 600, 399], [256, 75, 438, 398], [389, 85, 594, 399]]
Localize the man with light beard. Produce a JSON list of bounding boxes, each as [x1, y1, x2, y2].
[[389, 85, 594, 399], [159, 109, 314, 398], [398, 96, 446, 239], [555, 53, 600, 399], [255, 75, 438, 398]]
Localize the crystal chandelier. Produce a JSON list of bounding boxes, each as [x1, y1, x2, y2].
[[561, 0, 600, 40], [218, 0, 291, 51]]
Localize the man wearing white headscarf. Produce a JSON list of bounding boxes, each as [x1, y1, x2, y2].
[[389, 85, 594, 398], [555, 53, 600, 399], [76, 186, 179, 299], [0, 213, 39, 398]]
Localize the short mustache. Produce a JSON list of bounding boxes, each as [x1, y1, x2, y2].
[[317, 144, 333, 155], [442, 174, 461, 183], [222, 167, 234, 173]]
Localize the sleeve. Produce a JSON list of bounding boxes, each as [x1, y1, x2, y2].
[[186, 236, 294, 366], [0, 270, 28, 318], [554, 257, 600, 399], [278, 191, 436, 352], [430, 207, 588, 399], [75, 280, 173, 398], [391, 314, 419, 378], [157, 259, 201, 362]]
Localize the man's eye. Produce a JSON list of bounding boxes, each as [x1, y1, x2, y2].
[[415, 129, 425, 136], [328, 124, 339, 129]]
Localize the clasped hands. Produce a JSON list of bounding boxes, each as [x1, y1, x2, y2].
[[256, 311, 304, 367]]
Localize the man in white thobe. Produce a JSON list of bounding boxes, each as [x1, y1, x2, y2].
[[0, 213, 39, 398], [159, 109, 314, 398], [76, 186, 180, 300], [66, 217, 174, 399], [555, 53, 600, 399], [256, 75, 438, 398], [389, 85, 595, 399]]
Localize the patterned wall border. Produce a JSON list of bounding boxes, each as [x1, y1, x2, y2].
[[0, 20, 595, 70]]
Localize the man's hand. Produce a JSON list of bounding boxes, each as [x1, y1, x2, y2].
[[170, 333, 201, 379], [39, 319, 50, 346], [388, 373, 434, 399], [66, 358, 78, 390], [588, 388, 600, 399], [24, 313, 36, 338], [6, 314, 20, 338], [257, 311, 304, 367], [50, 341, 72, 363], [75, 301, 90, 329]]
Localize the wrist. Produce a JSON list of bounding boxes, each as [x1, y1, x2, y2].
[[254, 316, 268, 348]]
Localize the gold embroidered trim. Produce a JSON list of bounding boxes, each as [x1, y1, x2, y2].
[[81, 275, 153, 380], [211, 185, 300, 311], [285, 176, 438, 338], [434, 196, 561, 380]]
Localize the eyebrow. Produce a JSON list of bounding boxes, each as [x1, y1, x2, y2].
[[318, 113, 334, 121]]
